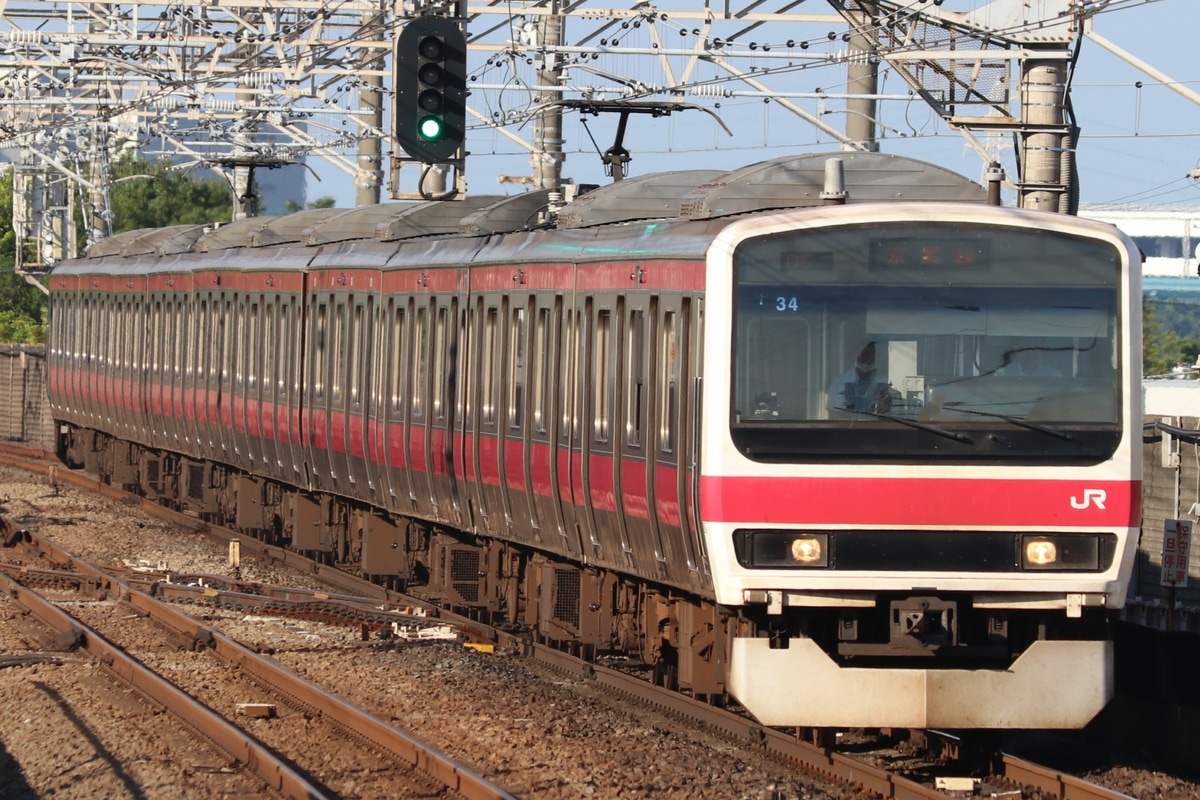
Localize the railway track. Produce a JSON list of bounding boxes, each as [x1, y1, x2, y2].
[[0, 444, 1144, 800], [0, 520, 515, 800]]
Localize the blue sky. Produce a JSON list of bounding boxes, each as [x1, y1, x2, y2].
[[309, 1, 1198, 210], [1069, 0, 1199, 206]]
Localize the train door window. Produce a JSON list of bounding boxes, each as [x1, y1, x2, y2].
[[109, 300, 117, 371], [348, 302, 362, 407], [412, 304, 428, 420], [532, 306, 550, 434], [563, 307, 579, 440], [111, 298, 121, 371], [433, 304, 449, 421], [220, 299, 232, 388], [593, 306, 611, 443], [105, 298, 115, 371], [133, 299, 144, 376], [389, 301, 407, 417], [173, 299, 184, 380], [185, 298, 196, 382], [151, 300, 161, 381], [278, 299, 292, 399], [122, 300, 132, 371], [165, 299, 174, 378], [658, 311, 678, 453], [248, 300, 260, 393], [482, 305, 499, 426], [126, 300, 135, 375], [262, 298, 275, 394], [332, 300, 347, 405], [508, 304, 526, 429], [625, 308, 645, 448], [161, 299, 171, 379], [198, 299, 208, 383], [155, 300, 164, 381], [105, 299, 114, 371], [313, 302, 328, 401], [85, 297, 94, 369], [234, 298, 247, 395]]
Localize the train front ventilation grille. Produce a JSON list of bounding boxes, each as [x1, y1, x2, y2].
[[553, 568, 581, 628], [450, 549, 481, 603], [187, 465, 205, 501]]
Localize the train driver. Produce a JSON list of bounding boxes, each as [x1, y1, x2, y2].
[[828, 341, 902, 417]]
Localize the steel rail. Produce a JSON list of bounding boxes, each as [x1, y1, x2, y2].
[[0, 568, 332, 800], [8, 527, 516, 800], [1002, 754, 1138, 800]]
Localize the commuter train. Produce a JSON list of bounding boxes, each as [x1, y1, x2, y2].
[[46, 152, 1143, 730]]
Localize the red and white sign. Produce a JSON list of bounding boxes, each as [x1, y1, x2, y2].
[[1161, 519, 1193, 587]]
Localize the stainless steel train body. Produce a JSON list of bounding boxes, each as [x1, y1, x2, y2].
[[46, 153, 1143, 730]]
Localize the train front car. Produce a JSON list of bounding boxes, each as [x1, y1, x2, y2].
[[701, 203, 1142, 730]]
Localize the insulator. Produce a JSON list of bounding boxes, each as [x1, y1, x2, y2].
[[690, 84, 732, 98]]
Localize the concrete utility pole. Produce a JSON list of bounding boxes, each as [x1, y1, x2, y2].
[[532, 9, 565, 191], [845, 3, 879, 153], [1018, 55, 1073, 213], [356, 3, 387, 207]]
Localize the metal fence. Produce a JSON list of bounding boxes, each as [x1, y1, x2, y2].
[[0, 344, 54, 451]]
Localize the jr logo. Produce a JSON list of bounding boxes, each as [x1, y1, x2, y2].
[[1070, 489, 1107, 510]]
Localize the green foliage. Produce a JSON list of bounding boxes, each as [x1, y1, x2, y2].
[[1143, 299, 1198, 377], [0, 307, 46, 344], [107, 153, 233, 233], [285, 195, 337, 212]]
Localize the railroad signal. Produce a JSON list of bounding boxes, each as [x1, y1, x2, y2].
[[395, 16, 466, 164]]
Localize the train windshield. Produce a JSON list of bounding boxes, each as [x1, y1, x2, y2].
[[730, 221, 1124, 464]]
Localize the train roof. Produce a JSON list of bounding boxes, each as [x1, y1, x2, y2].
[[65, 152, 989, 265]]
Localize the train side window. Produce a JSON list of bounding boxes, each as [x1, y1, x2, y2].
[[508, 304, 526, 429], [482, 305, 499, 426], [532, 306, 549, 434], [594, 307, 611, 443], [659, 311, 677, 453], [561, 307, 578, 440], [278, 299, 291, 398], [625, 308, 645, 448]]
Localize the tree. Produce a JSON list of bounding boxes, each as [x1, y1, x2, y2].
[[1143, 300, 1189, 377], [0, 169, 47, 344], [285, 195, 337, 213], [107, 153, 233, 233]]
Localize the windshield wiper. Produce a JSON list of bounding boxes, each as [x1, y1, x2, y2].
[[833, 407, 974, 444], [942, 406, 1077, 442]]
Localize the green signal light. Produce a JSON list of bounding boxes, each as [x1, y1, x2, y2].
[[418, 115, 444, 141]]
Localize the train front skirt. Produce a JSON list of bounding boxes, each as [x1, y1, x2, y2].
[[728, 637, 1112, 729]]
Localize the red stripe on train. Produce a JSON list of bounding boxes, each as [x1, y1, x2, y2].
[[699, 476, 1141, 527]]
